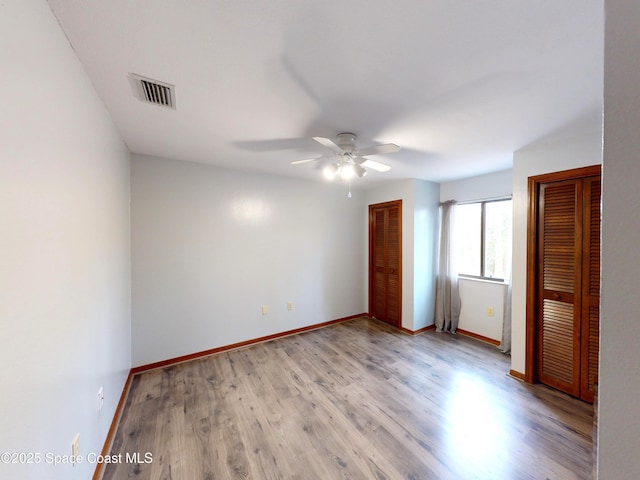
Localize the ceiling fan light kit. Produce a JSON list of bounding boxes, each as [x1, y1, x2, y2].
[[292, 132, 399, 182], [323, 161, 364, 181], [323, 163, 338, 180]]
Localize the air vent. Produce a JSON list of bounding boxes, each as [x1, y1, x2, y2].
[[131, 74, 176, 109]]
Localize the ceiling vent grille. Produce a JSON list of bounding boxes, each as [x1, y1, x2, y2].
[[131, 74, 176, 109]]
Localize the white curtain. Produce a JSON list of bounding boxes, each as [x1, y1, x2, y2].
[[499, 217, 513, 354], [435, 200, 461, 333], [499, 272, 512, 354]]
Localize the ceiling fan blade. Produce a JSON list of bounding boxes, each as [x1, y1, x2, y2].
[[314, 158, 333, 170], [357, 143, 400, 157], [290, 158, 320, 165], [361, 158, 391, 172], [313, 136, 344, 154], [290, 154, 335, 165]]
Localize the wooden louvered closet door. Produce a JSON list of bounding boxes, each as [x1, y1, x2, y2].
[[369, 200, 402, 328], [580, 176, 600, 402], [530, 166, 600, 403]]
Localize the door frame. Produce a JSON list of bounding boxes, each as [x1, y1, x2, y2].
[[368, 200, 402, 327], [525, 164, 601, 384]]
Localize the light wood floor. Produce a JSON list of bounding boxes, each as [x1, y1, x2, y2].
[[102, 317, 594, 480]]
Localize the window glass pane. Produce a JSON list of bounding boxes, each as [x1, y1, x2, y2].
[[456, 203, 481, 276], [484, 200, 511, 279]]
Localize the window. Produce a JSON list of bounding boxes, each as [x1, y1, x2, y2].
[[456, 198, 511, 280]]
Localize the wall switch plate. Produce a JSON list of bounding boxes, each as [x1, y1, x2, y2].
[[98, 386, 104, 411], [487, 307, 495, 317], [287, 302, 293, 311], [261, 305, 268, 315]]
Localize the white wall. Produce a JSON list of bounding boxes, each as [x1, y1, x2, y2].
[[131, 155, 366, 366], [511, 126, 602, 375], [440, 169, 513, 203], [365, 179, 439, 331], [413, 180, 440, 331], [599, 1, 640, 477], [365, 180, 416, 329], [440, 170, 512, 341], [0, 2, 131, 479], [457, 279, 506, 341]]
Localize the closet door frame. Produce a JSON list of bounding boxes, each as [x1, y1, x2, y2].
[[525, 164, 601, 391], [368, 200, 402, 328]]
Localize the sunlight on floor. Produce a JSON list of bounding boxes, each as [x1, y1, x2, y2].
[[445, 372, 512, 476]]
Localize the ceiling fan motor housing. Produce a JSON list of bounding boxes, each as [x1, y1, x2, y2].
[[336, 132, 358, 152]]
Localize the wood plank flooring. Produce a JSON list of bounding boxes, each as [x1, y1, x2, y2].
[[101, 317, 594, 480]]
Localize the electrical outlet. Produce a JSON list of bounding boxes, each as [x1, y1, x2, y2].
[[71, 434, 80, 466], [261, 305, 268, 315], [287, 302, 293, 311], [98, 386, 104, 411], [487, 307, 495, 317]]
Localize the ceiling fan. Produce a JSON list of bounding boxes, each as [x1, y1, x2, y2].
[[291, 133, 400, 181]]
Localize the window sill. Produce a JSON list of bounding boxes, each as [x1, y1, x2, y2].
[[458, 275, 507, 285]]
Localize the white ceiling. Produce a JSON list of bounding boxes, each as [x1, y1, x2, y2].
[[47, 0, 603, 185]]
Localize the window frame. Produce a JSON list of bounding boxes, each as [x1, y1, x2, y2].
[[457, 197, 511, 283]]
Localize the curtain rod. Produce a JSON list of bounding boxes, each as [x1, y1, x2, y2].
[[455, 194, 512, 205]]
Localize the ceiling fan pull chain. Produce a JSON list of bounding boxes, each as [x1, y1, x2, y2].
[[348, 182, 352, 198]]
